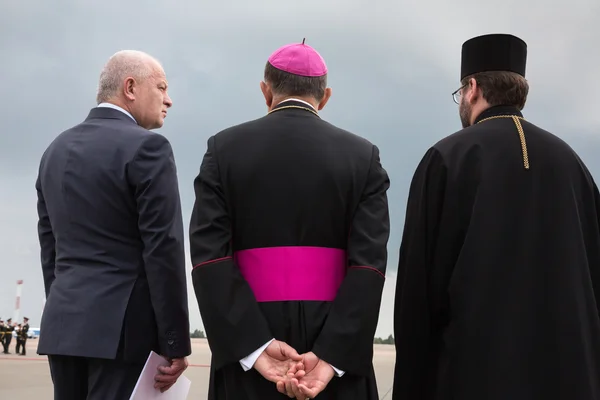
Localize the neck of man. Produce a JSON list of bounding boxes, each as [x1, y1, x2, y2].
[[469, 100, 492, 126], [272, 95, 319, 111]]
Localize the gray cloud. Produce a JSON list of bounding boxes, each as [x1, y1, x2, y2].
[[1, 0, 599, 337]]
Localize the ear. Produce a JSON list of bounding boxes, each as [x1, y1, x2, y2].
[[317, 87, 332, 110], [123, 77, 136, 101], [466, 77, 480, 104], [260, 81, 273, 108]]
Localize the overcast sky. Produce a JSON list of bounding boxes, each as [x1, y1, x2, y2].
[[1, 0, 599, 338]]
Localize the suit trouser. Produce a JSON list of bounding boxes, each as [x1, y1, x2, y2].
[[48, 354, 145, 400]]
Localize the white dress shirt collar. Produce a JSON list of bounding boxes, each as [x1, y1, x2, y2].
[[97, 102, 137, 123]]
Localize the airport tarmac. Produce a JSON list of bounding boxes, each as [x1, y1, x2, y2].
[[0, 338, 395, 399]]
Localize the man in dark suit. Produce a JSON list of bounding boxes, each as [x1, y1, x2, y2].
[[36, 50, 191, 400]]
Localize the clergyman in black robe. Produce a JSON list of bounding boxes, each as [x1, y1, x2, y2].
[[392, 33, 600, 400], [189, 40, 390, 400]]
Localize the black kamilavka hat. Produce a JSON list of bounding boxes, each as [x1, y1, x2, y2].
[[461, 33, 527, 80]]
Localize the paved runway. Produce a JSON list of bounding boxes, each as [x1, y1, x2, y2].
[[0, 338, 396, 399]]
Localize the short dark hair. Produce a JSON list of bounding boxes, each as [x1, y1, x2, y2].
[[264, 62, 327, 101], [461, 71, 529, 110]]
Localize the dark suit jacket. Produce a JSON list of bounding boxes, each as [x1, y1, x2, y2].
[[36, 106, 191, 363]]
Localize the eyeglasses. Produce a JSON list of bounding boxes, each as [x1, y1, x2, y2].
[[452, 84, 466, 104]]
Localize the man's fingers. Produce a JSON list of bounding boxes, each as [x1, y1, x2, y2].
[[154, 374, 176, 383], [287, 361, 304, 375], [154, 369, 182, 388], [298, 383, 321, 398], [274, 376, 295, 398], [285, 376, 301, 398], [287, 365, 298, 375], [290, 378, 305, 400], [154, 362, 186, 391], [158, 365, 184, 375], [157, 358, 187, 376], [284, 382, 295, 397], [157, 366, 176, 375], [283, 377, 302, 400], [279, 342, 303, 361], [293, 369, 306, 379], [276, 380, 287, 394], [159, 382, 175, 393], [154, 379, 173, 390]]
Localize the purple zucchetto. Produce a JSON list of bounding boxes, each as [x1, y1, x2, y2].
[[267, 39, 328, 77]]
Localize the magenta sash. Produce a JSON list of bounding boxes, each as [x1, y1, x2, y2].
[[234, 246, 346, 302]]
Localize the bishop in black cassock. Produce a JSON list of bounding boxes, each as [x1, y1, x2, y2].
[[190, 40, 390, 400], [392, 33, 600, 400]]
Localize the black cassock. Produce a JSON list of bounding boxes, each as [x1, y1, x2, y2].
[[393, 105, 600, 400], [189, 100, 390, 399]]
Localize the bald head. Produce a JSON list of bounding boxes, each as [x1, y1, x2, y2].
[[96, 50, 162, 104], [95, 50, 172, 130]]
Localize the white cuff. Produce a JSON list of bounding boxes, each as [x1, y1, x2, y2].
[[239, 338, 274, 371], [330, 364, 345, 377]]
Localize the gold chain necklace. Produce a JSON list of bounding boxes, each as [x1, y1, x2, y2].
[[267, 105, 320, 118], [477, 115, 529, 170]]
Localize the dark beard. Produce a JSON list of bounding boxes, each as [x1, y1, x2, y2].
[[459, 98, 471, 128]]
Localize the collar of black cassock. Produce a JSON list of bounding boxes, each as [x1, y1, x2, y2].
[[268, 100, 320, 117], [474, 105, 523, 124]]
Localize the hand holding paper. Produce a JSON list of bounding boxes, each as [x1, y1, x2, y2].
[[155, 357, 189, 392], [129, 351, 191, 400]]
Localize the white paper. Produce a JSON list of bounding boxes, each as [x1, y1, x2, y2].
[[129, 351, 191, 400]]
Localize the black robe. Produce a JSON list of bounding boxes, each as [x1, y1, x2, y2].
[[189, 100, 390, 399], [392, 105, 600, 400]]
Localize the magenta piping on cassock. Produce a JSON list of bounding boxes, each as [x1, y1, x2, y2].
[[234, 246, 346, 302]]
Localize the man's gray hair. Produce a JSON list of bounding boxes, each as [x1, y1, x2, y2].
[[96, 50, 161, 104]]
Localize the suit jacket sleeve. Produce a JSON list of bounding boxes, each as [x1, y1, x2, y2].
[[392, 147, 448, 399], [128, 133, 191, 359], [36, 172, 56, 298], [189, 135, 272, 371], [312, 144, 391, 376]]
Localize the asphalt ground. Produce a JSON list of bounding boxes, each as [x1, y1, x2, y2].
[[0, 338, 396, 399]]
